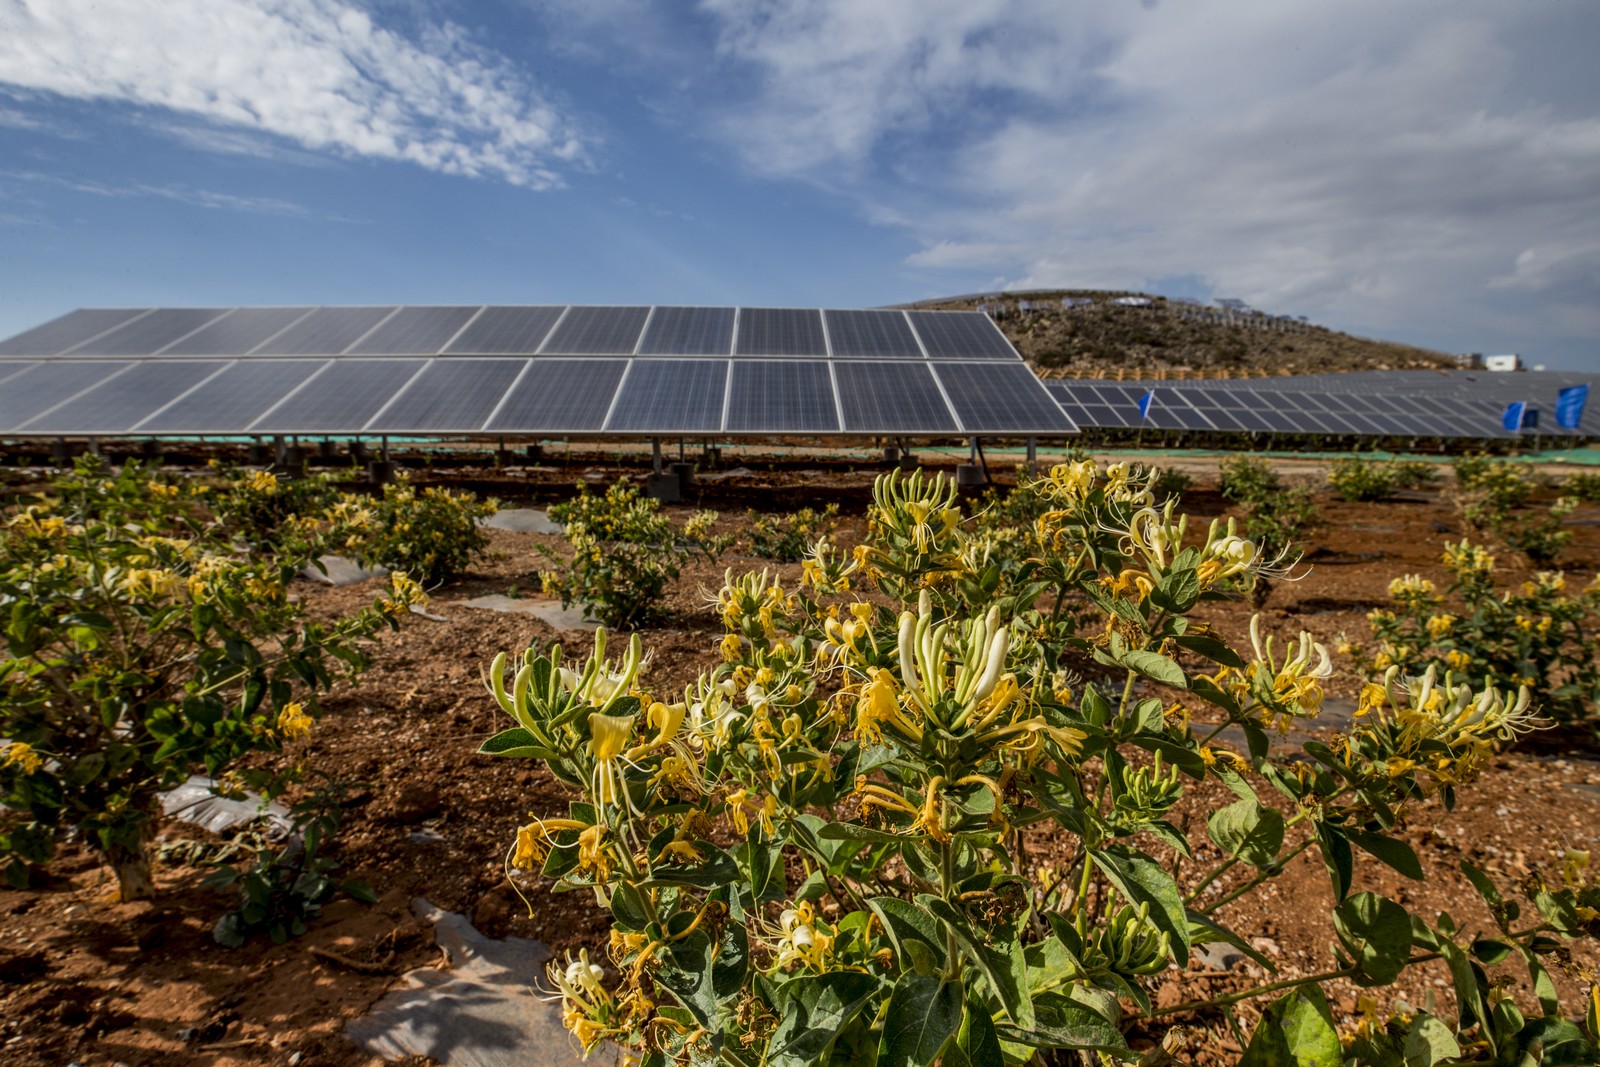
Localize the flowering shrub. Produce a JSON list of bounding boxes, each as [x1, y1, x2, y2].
[[0, 459, 422, 898], [1563, 471, 1600, 504], [483, 464, 1595, 1065], [203, 463, 349, 549], [1349, 540, 1600, 727], [1327, 455, 1405, 502], [744, 504, 838, 563], [1451, 459, 1574, 566], [541, 480, 731, 627], [1218, 457, 1314, 608], [324, 478, 497, 586]]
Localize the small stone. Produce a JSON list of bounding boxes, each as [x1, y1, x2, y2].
[[389, 785, 443, 825]]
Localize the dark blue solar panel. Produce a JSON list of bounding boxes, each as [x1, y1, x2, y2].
[[443, 306, 564, 354], [932, 363, 1074, 432], [0, 361, 130, 432], [68, 309, 230, 356], [366, 359, 528, 432], [159, 307, 315, 355], [637, 307, 735, 356], [24, 361, 229, 433], [250, 360, 424, 432], [253, 307, 398, 355], [735, 309, 827, 357], [136, 360, 328, 432], [0, 361, 38, 385], [486, 360, 627, 432], [835, 362, 958, 432], [0, 309, 148, 356], [541, 307, 650, 354], [824, 310, 923, 358], [347, 306, 480, 355], [906, 311, 1017, 359], [726, 361, 838, 431], [606, 360, 727, 432]]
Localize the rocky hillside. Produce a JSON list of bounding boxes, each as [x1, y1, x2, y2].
[[901, 289, 1455, 378]]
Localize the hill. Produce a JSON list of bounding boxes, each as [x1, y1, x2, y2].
[[900, 289, 1456, 378]]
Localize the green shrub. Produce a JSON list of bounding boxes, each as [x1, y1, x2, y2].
[[540, 480, 728, 627], [746, 504, 838, 563], [480, 464, 1593, 1065], [327, 478, 496, 586], [1327, 455, 1401, 502], [1219, 455, 1280, 502], [0, 459, 419, 898], [1561, 471, 1600, 503], [203, 463, 349, 548]]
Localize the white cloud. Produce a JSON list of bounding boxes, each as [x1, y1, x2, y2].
[[0, 0, 588, 188], [0, 167, 360, 221]]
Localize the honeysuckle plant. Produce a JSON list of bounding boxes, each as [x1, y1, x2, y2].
[[483, 464, 1598, 1066], [0, 459, 422, 898]]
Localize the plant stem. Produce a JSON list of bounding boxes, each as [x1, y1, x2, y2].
[[1135, 966, 1355, 1020], [1200, 839, 1312, 915]]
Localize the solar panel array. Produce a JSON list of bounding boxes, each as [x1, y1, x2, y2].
[[1048, 372, 1600, 439], [0, 305, 1076, 437]]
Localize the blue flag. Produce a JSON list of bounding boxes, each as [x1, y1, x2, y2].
[[1502, 402, 1527, 432], [1138, 389, 1155, 420], [1556, 384, 1589, 430]]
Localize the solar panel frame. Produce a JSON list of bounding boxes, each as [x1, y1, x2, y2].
[[735, 308, 828, 357], [21, 361, 230, 433], [823, 310, 924, 359], [725, 360, 840, 432], [485, 359, 629, 433], [932, 362, 1075, 433], [134, 360, 330, 433], [155, 307, 316, 356], [905, 311, 1018, 360], [539, 306, 650, 355], [252, 307, 400, 355], [835, 362, 960, 432], [636, 307, 735, 356], [364, 358, 529, 432], [346, 306, 482, 355], [0, 309, 151, 356], [66, 308, 231, 356], [606, 360, 729, 432], [0, 360, 39, 385], [249, 359, 425, 433], [443, 306, 566, 355], [0, 361, 134, 432]]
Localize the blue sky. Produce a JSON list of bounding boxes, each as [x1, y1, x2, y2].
[[1, 0, 1597, 369]]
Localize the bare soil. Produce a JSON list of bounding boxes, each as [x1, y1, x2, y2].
[[3, 457, 1598, 1066]]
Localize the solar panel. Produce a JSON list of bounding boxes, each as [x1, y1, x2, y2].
[[250, 359, 425, 433], [67, 308, 230, 356], [253, 307, 398, 355], [365, 359, 527, 432], [0, 361, 131, 432], [23, 361, 229, 433], [906, 311, 1017, 360], [606, 360, 728, 432], [933, 363, 1074, 433], [136, 360, 329, 433], [540, 307, 649, 354], [0, 360, 38, 385], [443, 306, 565, 354], [1144, 392, 1214, 432], [157, 307, 315, 356], [726, 360, 839, 432], [835, 362, 959, 432], [735, 309, 827, 357], [347, 306, 480, 355], [0, 309, 149, 356], [824, 310, 923, 358], [636, 307, 735, 356], [486, 359, 627, 432]]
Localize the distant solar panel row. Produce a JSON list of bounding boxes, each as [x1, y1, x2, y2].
[[1045, 382, 1548, 438], [1, 306, 1020, 360], [0, 357, 1074, 436]]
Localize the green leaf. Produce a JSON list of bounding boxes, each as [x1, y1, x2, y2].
[[1187, 909, 1277, 974], [868, 897, 945, 976], [1207, 799, 1284, 868], [1150, 567, 1202, 614], [1091, 844, 1191, 965], [711, 920, 748, 998], [746, 826, 785, 902], [1346, 829, 1424, 880], [998, 990, 1127, 1054], [641, 843, 741, 889], [476, 727, 555, 759], [1240, 986, 1341, 1067], [1315, 822, 1354, 901], [1128, 735, 1208, 779], [1334, 893, 1412, 987], [820, 822, 911, 844], [944, 989, 1005, 1067], [1121, 649, 1187, 688], [919, 894, 1033, 1027], [1401, 1014, 1461, 1067], [609, 881, 653, 931], [1172, 630, 1245, 669], [342, 879, 378, 905], [766, 971, 880, 1067], [877, 972, 962, 1067], [654, 929, 718, 1032]]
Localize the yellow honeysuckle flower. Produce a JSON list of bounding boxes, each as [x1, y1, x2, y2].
[[2, 742, 43, 776], [276, 702, 313, 742]]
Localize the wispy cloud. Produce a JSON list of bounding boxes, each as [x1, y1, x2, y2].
[[0, 168, 363, 222], [0, 0, 590, 188]]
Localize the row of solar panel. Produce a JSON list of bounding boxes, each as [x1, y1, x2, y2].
[[0, 306, 1019, 361], [0, 358, 1073, 436], [1047, 383, 1520, 438]]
